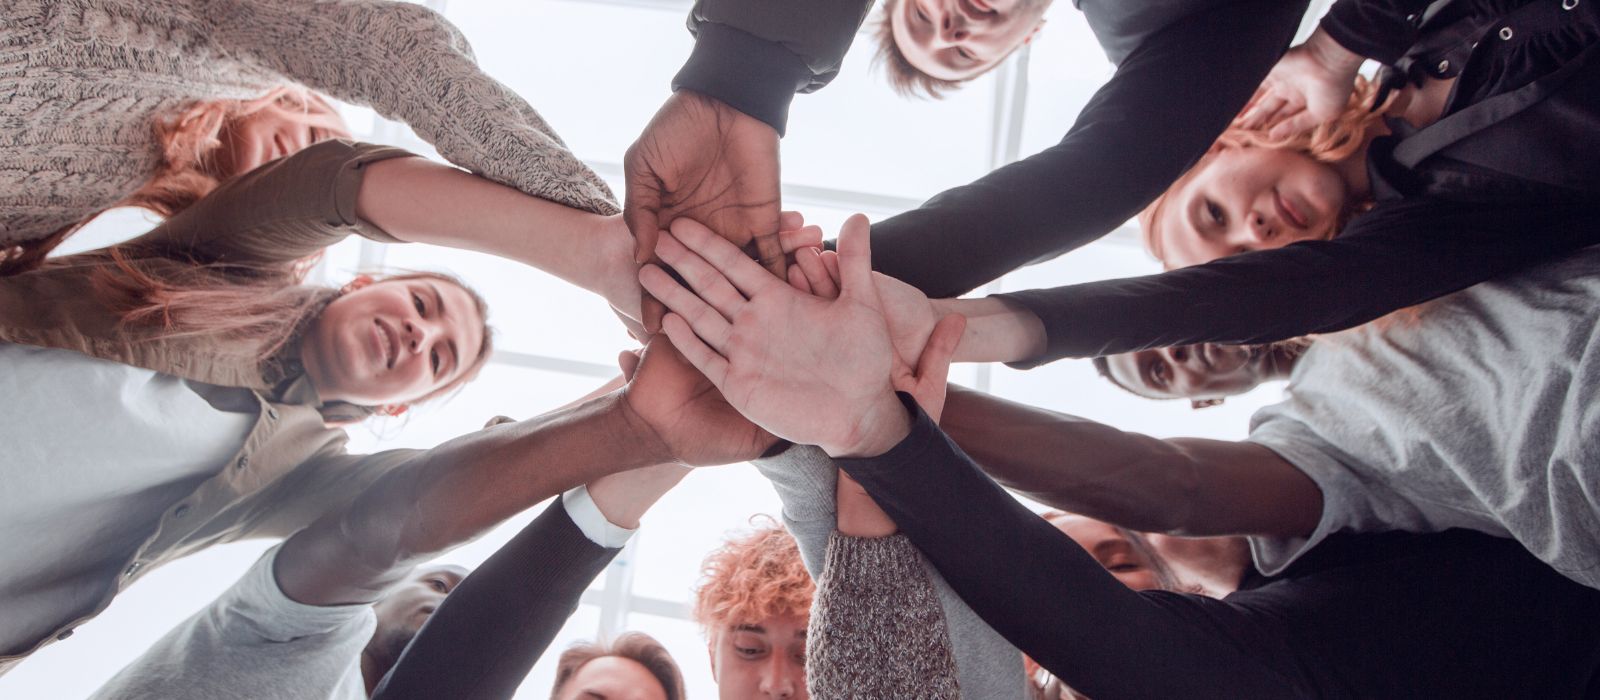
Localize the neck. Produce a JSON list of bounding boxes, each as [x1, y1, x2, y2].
[[360, 646, 388, 695]]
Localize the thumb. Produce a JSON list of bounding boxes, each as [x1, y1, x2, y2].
[[836, 214, 876, 300], [618, 349, 642, 381], [909, 314, 966, 423]]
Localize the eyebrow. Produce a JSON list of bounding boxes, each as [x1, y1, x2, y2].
[[734, 624, 767, 633], [427, 283, 460, 376]]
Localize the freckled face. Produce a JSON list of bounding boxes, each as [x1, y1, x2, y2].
[[301, 278, 485, 407], [708, 616, 809, 700], [891, 0, 1051, 81], [1154, 146, 1348, 269]]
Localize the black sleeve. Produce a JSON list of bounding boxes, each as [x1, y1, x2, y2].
[[672, 0, 874, 135], [867, 0, 1308, 298], [997, 197, 1600, 363], [369, 499, 618, 700], [835, 395, 1306, 699], [1319, 0, 1434, 65]]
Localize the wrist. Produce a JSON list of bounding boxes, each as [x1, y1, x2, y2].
[[824, 391, 913, 459], [601, 391, 676, 468], [1306, 27, 1364, 73], [592, 214, 642, 317]]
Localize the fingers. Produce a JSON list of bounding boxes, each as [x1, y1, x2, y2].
[[622, 180, 663, 265], [778, 224, 825, 254], [820, 250, 841, 287], [656, 232, 749, 320], [794, 247, 839, 300], [752, 232, 788, 279], [1239, 92, 1286, 130], [1268, 110, 1318, 141], [835, 214, 876, 300], [787, 264, 813, 295], [669, 218, 782, 298], [640, 264, 733, 353], [642, 296, 666, 336], [779, 210, 804, 231], [918, 314, 967, 383], [661, 313, 729, 389], [618, 349, 642, 381]]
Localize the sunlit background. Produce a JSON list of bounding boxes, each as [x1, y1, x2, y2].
[[2, 0, 1329, 696]]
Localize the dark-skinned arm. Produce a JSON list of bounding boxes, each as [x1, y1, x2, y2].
[[939, 385, 1321, 537], [869, 0, 1308, 297]]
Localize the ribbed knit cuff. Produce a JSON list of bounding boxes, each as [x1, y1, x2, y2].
[[672, 23, 811, 136]]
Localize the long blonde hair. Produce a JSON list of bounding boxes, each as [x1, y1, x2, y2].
[[1140, 78, 1392, 263], [0, 87, 350, 276]]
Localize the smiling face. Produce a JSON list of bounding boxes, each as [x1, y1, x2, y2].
[[300, 276, 488, 407], [889, 0, 1051, 81], [1150, 145, 1349, 269], [212, 95, 347, 179], [708, 616, 809, 700]]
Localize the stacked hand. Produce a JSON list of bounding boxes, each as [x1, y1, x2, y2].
[[1237, 28, 1365, 140], [638, 214, 965, 458], [624, 90, 784, 333]]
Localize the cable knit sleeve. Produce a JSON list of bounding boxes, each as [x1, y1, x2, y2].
[[807, 533, 961, 700], [196, 0, 619, 216]]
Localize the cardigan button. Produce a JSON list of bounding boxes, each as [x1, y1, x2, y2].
[[124, 562, 142, 577], [236, 455, 250, 470], [173, 504, 191, 519], [1563, 0, 1578, 10], [266, 408, 279, 420], [1499, 26, 1514, 40], [56, 629, 74, 641], [1436, 59, 1450, 73]]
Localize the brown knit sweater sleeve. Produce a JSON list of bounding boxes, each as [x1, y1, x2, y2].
[[195, 0, 619, 216], [808, 533, 961, 700]]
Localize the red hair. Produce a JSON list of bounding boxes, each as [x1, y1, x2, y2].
[[1139, 77, 1393, 264], [0, 87, 350, 276], [692, 517, 814, 631]]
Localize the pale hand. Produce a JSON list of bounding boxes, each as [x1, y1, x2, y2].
[[640, 215, 909, 458], [1237, 28, 1365, 140], [615, 336, 779, 468]]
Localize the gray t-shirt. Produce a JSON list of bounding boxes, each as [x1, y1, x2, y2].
[[91, 546, 372, 700], [1247, 248, 1600, 589]]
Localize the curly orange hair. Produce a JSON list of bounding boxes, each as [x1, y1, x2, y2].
[[1139, 77, 1392, 265], [692, 517, 814, 631]]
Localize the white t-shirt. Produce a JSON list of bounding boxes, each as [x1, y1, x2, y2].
[[90, 546, 373, 700], [1247, 247, 1600, 589], [0, 343, 254, 653]]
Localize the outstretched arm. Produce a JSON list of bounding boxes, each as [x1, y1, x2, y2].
[[201, 0, 618, 216], [369, 463, 689, 700], [868, 0, 1308, 298], [940, 385, 1320, 537]]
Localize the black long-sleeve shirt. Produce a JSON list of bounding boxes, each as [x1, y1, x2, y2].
[[370, 499, 618, 700], [838, 396, 1600, 699]]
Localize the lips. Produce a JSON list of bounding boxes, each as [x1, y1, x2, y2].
[[1274, 190, 1310, 230], [372, 319, 399, 369]]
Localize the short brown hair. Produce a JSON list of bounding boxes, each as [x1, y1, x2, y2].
[[551, 632, 686, 700], [873, 0, 963, 99]]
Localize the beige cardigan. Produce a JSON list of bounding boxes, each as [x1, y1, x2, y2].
[[1, 0, 616, 246]]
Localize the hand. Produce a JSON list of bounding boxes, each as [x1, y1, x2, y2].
[[1236, 28, 1365, 140], [640, 215, 908, 457], [787, 247, 943, 371], [616, 337, 779, 467], [624, 90, 782, 332]]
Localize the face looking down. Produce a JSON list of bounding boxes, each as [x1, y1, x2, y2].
[[1150, 145, 1349, 269], [1102, 342, 1290, 403], [301, 276, 488, 408], [891, 0, 1051, 81], [709, 616, 809, 700]]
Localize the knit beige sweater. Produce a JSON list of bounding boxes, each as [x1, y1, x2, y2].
[[1, 0, 617, 246]]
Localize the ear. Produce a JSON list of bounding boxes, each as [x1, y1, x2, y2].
[[1190, 398, 1225, 409], [340, 274, 376, 295]]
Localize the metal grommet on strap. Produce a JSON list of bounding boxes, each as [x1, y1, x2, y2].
[[1563, 0, 1579, 11], [1437, 59, 1451, 73], [1499, 26, 1515, 40]]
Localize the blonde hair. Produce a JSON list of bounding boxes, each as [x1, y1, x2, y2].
[[1, 87, 350, 276], [552, 633, 686, 700], [1140, 78, 1392, 264]]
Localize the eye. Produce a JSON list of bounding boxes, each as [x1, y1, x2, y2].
[[1205, 199, 1226, 226], [427, 577, 448, 593], [1149, 361, 1169, 388], [412, 292, 426, 316], [957, 47, 976, 61], [431, 348, 442, 376], [915, 7, 930, 23]]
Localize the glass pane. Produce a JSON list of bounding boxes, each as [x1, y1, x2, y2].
[[627, 467, 786, 603]]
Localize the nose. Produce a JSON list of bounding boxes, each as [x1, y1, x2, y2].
[[401, 318, 440, 354], [760, 659, 798, 698], [939, 11, 971, 43], [1161, 345, 1198, 368], [1244, 211, 1276, 243]]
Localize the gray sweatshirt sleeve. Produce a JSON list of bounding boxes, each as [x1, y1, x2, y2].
[[754, 446, 1027, 699], [808, 533, 960, 699], [200, 0, 619, 216]]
